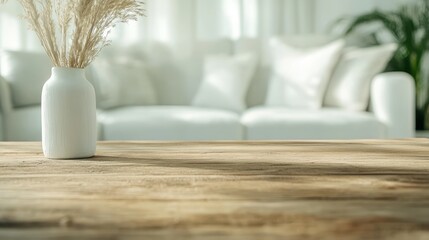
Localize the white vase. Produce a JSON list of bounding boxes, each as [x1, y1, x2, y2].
[[42, 67, 97, 159]]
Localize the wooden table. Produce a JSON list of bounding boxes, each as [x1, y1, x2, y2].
[[1, 140, 429, 239]]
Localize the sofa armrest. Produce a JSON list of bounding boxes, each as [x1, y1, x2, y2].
[[370, 72, 415, 138], [0, 76, 13, 113], [0, 111, 3, 141], [0, 76, 13, 141]]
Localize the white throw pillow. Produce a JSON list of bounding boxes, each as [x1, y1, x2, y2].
[[324, 44, 397, 111], [192, 53, 257, 113], [0, 51, 52, 107], [90, 58, 157, 109], [265, 38, 345, 109]]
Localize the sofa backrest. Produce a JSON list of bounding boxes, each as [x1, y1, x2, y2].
[[142, 40, 233, 106], [0, 35, 337, 109], [138, 35, 336, 107], [0, 51, 52, 108]]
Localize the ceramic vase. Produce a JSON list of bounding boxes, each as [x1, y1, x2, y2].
[[42, 67, 96, 159]]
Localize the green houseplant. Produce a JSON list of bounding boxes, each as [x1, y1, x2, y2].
[[342, 0, 429, 130]]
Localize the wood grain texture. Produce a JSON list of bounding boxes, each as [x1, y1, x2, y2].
[[0, 139, 429, 240]]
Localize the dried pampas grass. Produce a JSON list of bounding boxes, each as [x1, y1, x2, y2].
[[1, 0, 144, 68]]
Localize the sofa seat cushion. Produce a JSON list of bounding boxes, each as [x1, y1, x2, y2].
[[98, 106, 242, 140], [241, 107, 386, 140]]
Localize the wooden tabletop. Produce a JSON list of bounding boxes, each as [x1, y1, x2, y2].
[[1, 140, 429, 240]]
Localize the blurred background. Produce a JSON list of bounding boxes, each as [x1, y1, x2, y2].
[[0, 0, 412, 50], [0, 0, 425, 141]]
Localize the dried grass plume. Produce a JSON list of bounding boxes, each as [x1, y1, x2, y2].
[[1, 0, 144, 68]]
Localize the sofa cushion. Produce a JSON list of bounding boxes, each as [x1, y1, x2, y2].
[[235, 36, 339, 107], [98, 106, 242, 140], [0, 51, 52, 107], [242, 107, 386, 140], [324, 44, 397, 111], [192, 53, 257, 113], [144, 40, 233, 106], [89, 58, 157, 109], [265, 38, 345, 109]]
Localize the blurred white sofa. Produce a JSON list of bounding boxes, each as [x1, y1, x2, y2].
[[0, 35, 415, 141]]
